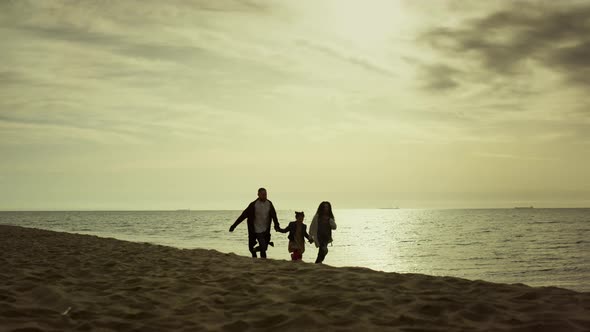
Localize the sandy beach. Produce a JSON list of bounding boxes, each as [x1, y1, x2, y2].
[[1, 225, 588, 332]]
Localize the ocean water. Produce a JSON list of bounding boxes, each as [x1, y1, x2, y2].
[[1, 208, 588, 292]]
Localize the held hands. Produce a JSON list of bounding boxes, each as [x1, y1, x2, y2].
[[274, 225, 281, 232]]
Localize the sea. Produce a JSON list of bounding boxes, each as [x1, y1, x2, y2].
[[1, 208, 588, 292]]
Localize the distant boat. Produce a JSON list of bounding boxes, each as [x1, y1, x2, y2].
[[514, 206, 534, 209]]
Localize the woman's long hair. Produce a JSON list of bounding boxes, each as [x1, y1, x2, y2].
[[315, 201, 334, 219]]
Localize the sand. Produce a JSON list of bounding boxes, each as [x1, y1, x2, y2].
[[0, 225, 589, 332]]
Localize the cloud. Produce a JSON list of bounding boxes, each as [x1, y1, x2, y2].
[[0, 0, 587, 149], [548, 40, 590, 86], [418, 63, 460, 91], [0, 0, 298, 147], [473, 152, 556, 161], [0, 117, 142, 145], [421, 1, 590, 88], [295, 39, 396, 78], [0, 70, 30, 85]]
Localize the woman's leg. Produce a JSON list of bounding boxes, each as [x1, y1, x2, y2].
[[315, 242, 328, 263]]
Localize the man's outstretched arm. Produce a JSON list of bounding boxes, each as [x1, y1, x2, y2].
[[229, 205, 250, 232]]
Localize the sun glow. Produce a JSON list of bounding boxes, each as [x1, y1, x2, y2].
[[322, 1, 407, 48]]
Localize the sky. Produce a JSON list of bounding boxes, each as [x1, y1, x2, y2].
[[1, 0, 589, 210]]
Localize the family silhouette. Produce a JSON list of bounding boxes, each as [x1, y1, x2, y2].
[[229, 188, 337, 263]]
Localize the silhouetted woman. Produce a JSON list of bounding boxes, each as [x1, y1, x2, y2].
[[309, 201, 337, 264]]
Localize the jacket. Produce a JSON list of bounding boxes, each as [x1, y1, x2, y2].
[[309, 213, 336, 247], [278, 221, 311, 242], [231, 199, 279, 236]]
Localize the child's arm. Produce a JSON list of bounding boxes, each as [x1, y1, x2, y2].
[[304, 226, 312, 243], [277, 223, 290, 233], [305, 231, 312, 243]]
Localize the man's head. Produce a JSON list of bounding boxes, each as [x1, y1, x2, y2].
[[258, 188, 267, 201]]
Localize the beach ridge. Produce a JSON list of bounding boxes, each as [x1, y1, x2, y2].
[[1, 225, 588, 331]]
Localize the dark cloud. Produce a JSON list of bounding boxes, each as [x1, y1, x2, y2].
[[548, 40, 590, 86], [419, 64, 460, 91], [422, 2, 590, 88]]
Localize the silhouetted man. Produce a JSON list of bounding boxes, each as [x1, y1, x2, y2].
[[229, 188, 280, 258]]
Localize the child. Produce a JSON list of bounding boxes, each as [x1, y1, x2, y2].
[[278, 211, 313, 261]]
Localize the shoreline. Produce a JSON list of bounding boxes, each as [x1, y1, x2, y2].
[[1, 225, 589, 331], [2, 207, 590, 212]]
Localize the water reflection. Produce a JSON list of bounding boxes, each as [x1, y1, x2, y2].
[[1, 208, 588, 291]]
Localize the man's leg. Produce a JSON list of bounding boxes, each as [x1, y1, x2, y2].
[[248, 233, 258, 258], [265, 232, 274, 247], [256, 232, 268, 258]]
